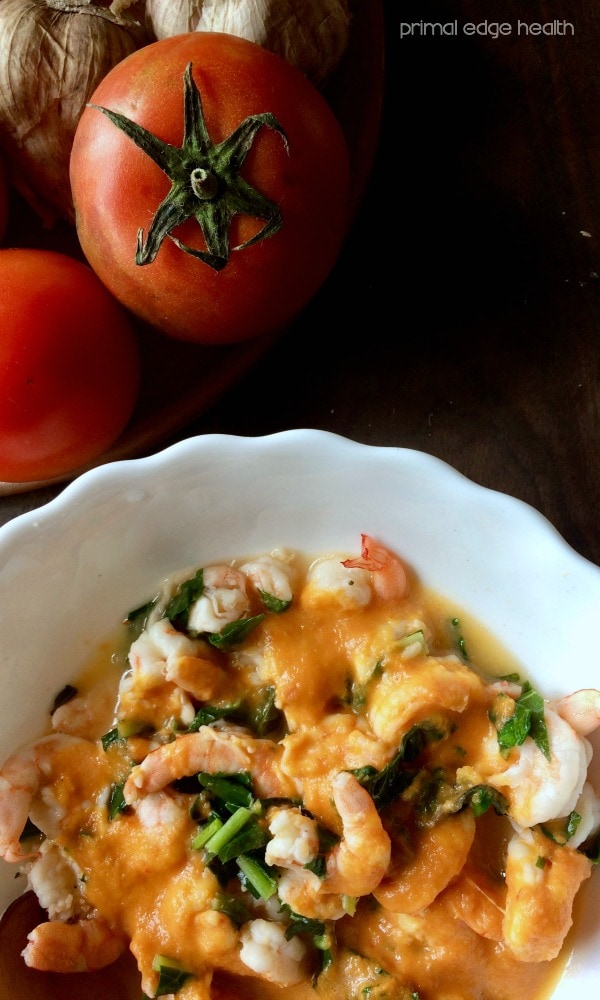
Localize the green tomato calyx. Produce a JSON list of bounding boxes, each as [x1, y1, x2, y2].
[[89, 63, 289, 272]]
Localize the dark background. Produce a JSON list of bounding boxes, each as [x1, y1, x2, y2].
[[4, 0, 600, 571]]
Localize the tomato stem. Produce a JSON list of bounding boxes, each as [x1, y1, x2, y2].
[[89, 63, 289, 272], [190, 168, 218, 201]]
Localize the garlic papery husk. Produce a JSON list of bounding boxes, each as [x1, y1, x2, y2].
[[143, 0, 352, 85], [0, 0, 149, 225]]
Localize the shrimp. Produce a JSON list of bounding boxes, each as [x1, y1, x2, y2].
[[484, 707, 592, 828], [374, 810, 476, 914], [239, 918, 307, 985], [22, 914, 127, 972], [240, 555, 295, 604], [187, 565, 250, 634], [28, 840, 87, 922], [342, 533, 407, 601], [323, 771, 391, 897], [502, 823, 593, 962], [368, 654, 483, 745], [553, 687, 600, 736], [277, 866, 347, 921], [442, 862, 506, 941], [0, 733, 88, 863], [301, 554, 373, 610], [264, 806, 319, 868], [123, 725, 298, 804]]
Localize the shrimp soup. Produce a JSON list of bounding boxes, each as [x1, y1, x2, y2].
[[0, 537, 598, 1000]]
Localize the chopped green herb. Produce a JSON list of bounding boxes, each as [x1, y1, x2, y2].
[[451, 617, 469, 661], [125, 598, 156, 639], [252, 685, 282, 737], [541, 811, 581, 845], [165, 568, 205, 632], [203, 806, 254, 858], [397, 629, 428, 654], [536, 855, 548, 869], [101, 727, 124, 752], [211, 891, 252, 926], [236, 854, 277, 900], [303, 823, 340, 879], [192, 814, 224, 851], [152, 954, 193, 996], [495, 681, 550, 760], [207, 614, 266, 649], [353, 721, 447, 812], [258, 589, 292, 613], [197, 771, 254, 810], [188, 702, 243, 731], [459, 784, 508, 817], [107, 782, 127, 820]]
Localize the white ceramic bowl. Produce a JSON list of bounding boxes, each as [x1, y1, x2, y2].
[[0, 429, 599, 994]]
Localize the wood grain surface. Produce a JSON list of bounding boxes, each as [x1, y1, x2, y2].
[[3, 0, 600, 575]]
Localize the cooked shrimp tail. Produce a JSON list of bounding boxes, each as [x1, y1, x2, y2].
[[342, 534, 407, 600]]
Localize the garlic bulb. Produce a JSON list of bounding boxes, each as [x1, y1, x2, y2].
[[143, 0, 352, 84], [0, 0, 149, 224]]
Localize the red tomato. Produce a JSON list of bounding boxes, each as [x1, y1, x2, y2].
[[70, 32, 350, 345], [0, 249, 140, 483]]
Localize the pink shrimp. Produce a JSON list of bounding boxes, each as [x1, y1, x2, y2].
[[553, 688, 600, 736], [0, 733, 87, 863], [22, 915, 126, 972], [323, 771, 391, 897], [123, 725, 298, 804], [342, 534, 407, 601]]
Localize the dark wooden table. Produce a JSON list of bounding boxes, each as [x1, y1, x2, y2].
[[3, 0, 600, 572]]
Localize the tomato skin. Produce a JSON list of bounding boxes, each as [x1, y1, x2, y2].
[[0, 249, 140, 483], [70, 32, 351, 345]]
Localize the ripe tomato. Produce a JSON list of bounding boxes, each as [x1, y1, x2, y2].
[[0, 249, 140, 483], [70, 32, 350, 345]]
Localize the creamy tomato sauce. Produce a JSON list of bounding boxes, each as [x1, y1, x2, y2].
[[1, 537, 597, 1000]]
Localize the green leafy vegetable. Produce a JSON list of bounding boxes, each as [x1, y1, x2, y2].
[[458, 784, 508, 817], [188, 702, 243, 731], [237, 854, 278, 900], [353, 721, 447, 812], [164, 567, 205, 632], [125, 598, 156, 639], [197, 771, 254, 810], [258, 589, 292, 613], [495, 681, 550, 760], [107, 782, 127, 820], [101, 727, 124, 752], [450, 617, 469, 661], [152, 955, 193, 996], [207, 614, 266, 649], [211, 891, 252, 926], [541, 811, 581, 845]]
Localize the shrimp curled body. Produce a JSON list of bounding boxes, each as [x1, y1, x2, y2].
[[123, 726, 298, 804], [323, 771, 391, 897]]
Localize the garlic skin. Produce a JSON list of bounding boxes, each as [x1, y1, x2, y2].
[[144, 0, 352, 84], [0, 0, 149, 225]]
